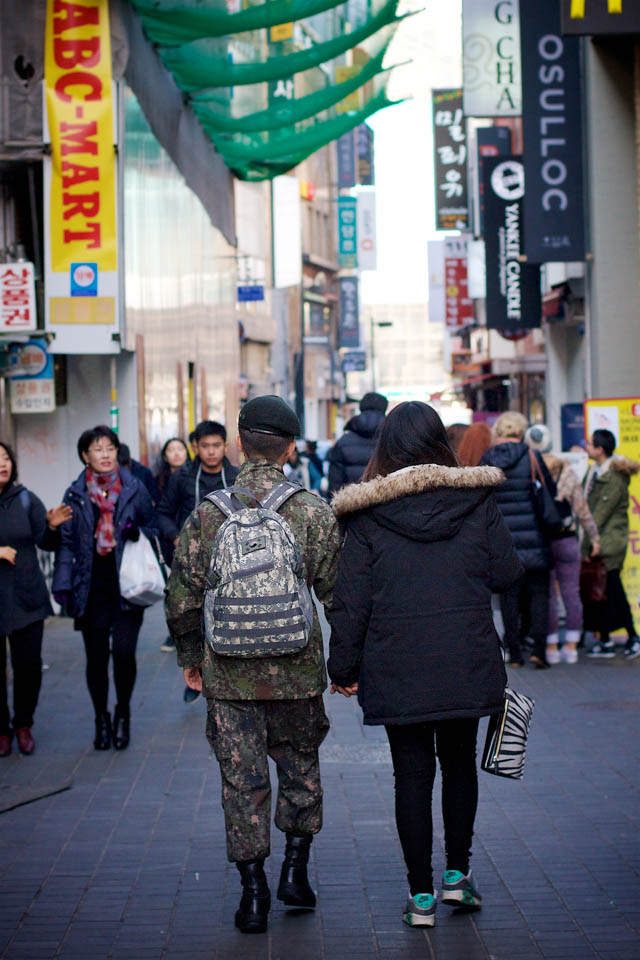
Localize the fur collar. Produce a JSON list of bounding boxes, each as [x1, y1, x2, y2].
[[332, 464, 504, 517]]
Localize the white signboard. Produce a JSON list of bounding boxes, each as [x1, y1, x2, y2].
[[272, 176, 302, 288], [0, 263, 37, 333], [356, 191, 377, 270], [427, 240, 446, 324], [462, 0, 522, 117]]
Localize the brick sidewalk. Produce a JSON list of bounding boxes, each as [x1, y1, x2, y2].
[[1, 604, 640, 959]]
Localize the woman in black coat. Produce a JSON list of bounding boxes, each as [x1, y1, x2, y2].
[[0, 443, 71, 757], [52, 426, 157, 752], [479, 411, 556, 668], [328, 402, 522, 928]]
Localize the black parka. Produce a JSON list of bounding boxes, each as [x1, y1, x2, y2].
[[327, 409, 385, 493], [328, 464, 523, 726], [479, 441, 554, 571], [0, 483, 55, 635]]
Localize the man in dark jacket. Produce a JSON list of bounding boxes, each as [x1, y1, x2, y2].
[[480, 411, 555, 668], [327, 392, 388, 493], [157, 420, 239, 695]]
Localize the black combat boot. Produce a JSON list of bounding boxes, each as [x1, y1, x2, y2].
[[235, 859, 271, 934], [94, 712, 112, 751], [113, 707, 130, 750], [277, 833, 316, 908]]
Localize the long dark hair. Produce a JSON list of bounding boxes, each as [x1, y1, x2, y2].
[[362, 402, 459, 480], [156, 437, 191, 494]]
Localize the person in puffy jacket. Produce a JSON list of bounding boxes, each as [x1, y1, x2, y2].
[[327, 392, 387, 493], [0, 443, 71, 757], [480, 411, 555, 668], [328, 401, 522, 929], [52, 426, 157, 752]]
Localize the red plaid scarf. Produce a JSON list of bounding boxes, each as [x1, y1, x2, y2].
[[85, 467, 122, 556]]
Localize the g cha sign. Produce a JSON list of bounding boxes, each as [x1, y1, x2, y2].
[[561, 0, 640, 34], [463, 0, 522, 118]]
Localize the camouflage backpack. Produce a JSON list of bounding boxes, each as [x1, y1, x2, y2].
[[203, 482, 313, 658]]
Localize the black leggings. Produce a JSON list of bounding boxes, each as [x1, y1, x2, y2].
[[81, 603, 143, 717], [0, 620, 44, 733], [385, 718, 479, 896]]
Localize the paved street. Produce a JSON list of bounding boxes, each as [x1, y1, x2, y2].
[[1, 604, 640, 960]]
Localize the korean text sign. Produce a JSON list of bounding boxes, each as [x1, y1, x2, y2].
[[44, 0, 117, 274], [339, 277, 360, 348], [338, 197, 358, 269], [444, 237, 474, 328], [432, 90, 469, 231], [584, 398, 640, 633], [0, 263, 37, 332]]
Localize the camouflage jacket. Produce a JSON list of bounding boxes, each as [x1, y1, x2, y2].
[[166, 459, 343, 700]]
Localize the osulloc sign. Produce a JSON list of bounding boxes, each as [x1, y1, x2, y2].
[[483, 156, 541, 331], [520, 0, 586, 262]]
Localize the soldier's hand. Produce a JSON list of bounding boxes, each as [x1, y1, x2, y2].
[[330, 682, 358, 698], [184, 666, 203, 691]]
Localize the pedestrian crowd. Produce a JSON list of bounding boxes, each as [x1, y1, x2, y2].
[[1, 394, 638, 935]]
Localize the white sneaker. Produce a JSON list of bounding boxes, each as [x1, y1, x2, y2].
[[403, 891, 437, 927], [561, 646, 579, 664], [545, 648, 561, 665]]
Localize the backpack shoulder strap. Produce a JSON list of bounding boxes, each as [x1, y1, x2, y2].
[[261, 480, 304, 514], [205, 485, 261, 518]]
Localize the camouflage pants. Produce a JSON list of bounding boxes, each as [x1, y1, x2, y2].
[[206, 696, 330, 863]]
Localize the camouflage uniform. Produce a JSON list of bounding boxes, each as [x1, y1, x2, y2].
[[166, 459, 342, 862]]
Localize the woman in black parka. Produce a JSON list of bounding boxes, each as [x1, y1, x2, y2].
[[328, 403, 523, 929], [52, 426, 157, 752], [0, 443, 71, 757]]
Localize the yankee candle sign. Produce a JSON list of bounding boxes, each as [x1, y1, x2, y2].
[[45, 0, 117, 275]]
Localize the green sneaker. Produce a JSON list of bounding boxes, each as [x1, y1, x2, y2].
[[441, 870, 482, 908], [403, 891, 437, 927]]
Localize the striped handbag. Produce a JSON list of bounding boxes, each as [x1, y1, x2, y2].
[[481, 688, 535, 780]]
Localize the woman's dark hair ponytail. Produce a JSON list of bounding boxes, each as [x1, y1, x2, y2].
[[362, 402, 459, 480]]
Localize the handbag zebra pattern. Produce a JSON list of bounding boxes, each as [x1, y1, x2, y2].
[[481, 688, 535, 779]]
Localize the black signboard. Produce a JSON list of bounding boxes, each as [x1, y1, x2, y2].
[[476, 127, 511, 237], [483, 156, 541, 331], [357, 124, 375, 185], [432, 89, 469, 231], [338, 276, 360, 347], [561, 0, 640, 35], [521, 0, 586, 262], [337, 131, 356, 189]]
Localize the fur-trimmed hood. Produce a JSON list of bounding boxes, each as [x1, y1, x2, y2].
[[332, 464, 504, 543], [609, 455, 640, 477]]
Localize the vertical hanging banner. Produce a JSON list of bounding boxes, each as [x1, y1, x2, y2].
[[561, 1, 640, 35], [44, 0, 119, 353], [427, 240, 446, 324], [444, 237, 474, 328], [432, 89, 469, 231], [338, 196, 358, 268], [483, 155, 541, 331], [337, 131, 356, 188], [338, 276, 360, 347], [462, 0, 522, 117], [520, 0, 586, 262], [474, 126, 511, 236], [0, 263, 37, 332], [356, 192, 377, 270], [357, 123, 375, 185], [584, 397, 640, 634]]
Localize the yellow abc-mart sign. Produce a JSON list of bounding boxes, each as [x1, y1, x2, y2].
[[44, 0, 117, 274]]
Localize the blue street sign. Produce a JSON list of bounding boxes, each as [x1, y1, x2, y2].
[[237, 285, 265, 302]]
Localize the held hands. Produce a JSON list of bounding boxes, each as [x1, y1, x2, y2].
[[0, 546, 16, 565], [330, 682, 358, 698], [184, 665, 203, 692], [47, 504, 73, 529]]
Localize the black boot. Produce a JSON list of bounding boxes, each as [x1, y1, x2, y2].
[[94, 712, 112, 750], [235, 860, 270, 934], [113, 707, 130, 750], [277, 833, 316, 908]]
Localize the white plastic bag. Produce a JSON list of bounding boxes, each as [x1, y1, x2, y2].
[[119, 533, 166, 607]]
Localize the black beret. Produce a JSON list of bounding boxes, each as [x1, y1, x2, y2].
[[238, 395, 301, 439]]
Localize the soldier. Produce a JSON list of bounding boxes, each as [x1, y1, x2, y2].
[[166, 396, 342, 935]]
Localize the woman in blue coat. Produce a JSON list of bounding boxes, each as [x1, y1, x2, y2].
[[52, 426, 157, 751]]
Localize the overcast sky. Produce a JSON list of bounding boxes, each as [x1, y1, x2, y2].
[[361, 0, 462, 305]]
